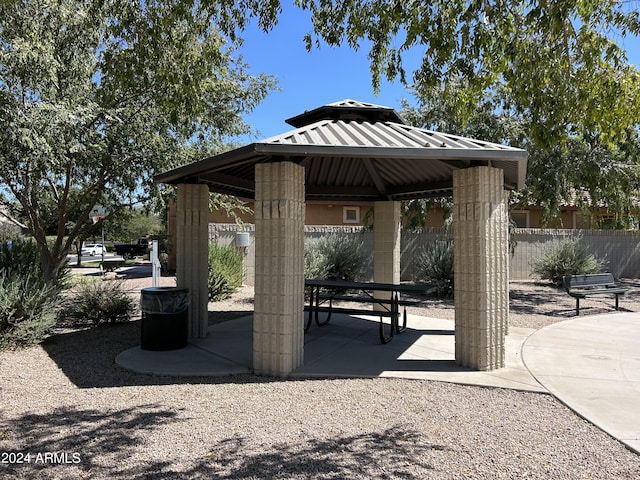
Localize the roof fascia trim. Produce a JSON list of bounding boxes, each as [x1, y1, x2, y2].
[[153, 144, 261, 184], [254, 143, 528, 161]]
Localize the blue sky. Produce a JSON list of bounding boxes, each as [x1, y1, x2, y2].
[[237, 7, 419, 140], [237, 6, 640, 141]]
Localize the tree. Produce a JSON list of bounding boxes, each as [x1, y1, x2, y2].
[[104, 208, 163, 244], [399, 85, 528, 228], [0, 0, 277, 283], [403, 83, 640, 228], [295, 0, 640, 147], [523, 131, 640, 228]]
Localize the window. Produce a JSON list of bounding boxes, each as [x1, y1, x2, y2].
[[343, 206, 360, 223], [510, 210, 529, 228]]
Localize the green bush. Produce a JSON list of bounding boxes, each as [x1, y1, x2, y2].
[[304, 234, 366, 282], [59, 280, 137, 325], [531, 235, 606, 286], [0, 239, 70, 287], [0, 273, 60, 350], [414, 237, 454, 296], [0, 239, 71, 350], [208, 243, 243, 301]]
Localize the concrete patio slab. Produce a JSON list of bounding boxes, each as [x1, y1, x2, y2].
[[116, 313, 544, 393]]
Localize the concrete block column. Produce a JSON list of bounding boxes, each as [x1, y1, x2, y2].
[[373, 201, 401, 309], [176, 183, 210, 339], [253, 162, 305, 376], [453, 167, 508, 370]]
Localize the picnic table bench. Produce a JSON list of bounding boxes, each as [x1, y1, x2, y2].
[[562, 273, 628, 316], [100, 259, 126, 273], [304, 279, 434, 343]]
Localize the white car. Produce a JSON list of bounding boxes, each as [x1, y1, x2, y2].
[[81, 244, 105, 256]]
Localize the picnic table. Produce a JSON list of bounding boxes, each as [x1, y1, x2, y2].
[[304, 279, 434, 343], [100, 259, 126, 273]]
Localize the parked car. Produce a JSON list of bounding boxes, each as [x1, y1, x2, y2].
[[81, 243, 105, 256], [114, 238, 150, 260]]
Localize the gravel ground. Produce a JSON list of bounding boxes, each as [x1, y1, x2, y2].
[[1, 270, 639, 479]]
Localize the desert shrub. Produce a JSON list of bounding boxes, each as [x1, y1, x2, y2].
[[60, 280, 137, 325], [531, 235, 606, 286], [304, 234, 366, 281], [0, 238, 70, 287], [414, 237, 454, 296], [208, 243, 243, 301], [0, 239, 71, 349], [0, 273, 60, 350]]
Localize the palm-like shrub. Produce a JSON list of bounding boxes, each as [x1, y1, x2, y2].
[[414, 238, 454, 296], [531, 235, 606, 286]]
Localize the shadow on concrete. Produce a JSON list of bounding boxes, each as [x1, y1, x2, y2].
[[41, 319, 253, 389]]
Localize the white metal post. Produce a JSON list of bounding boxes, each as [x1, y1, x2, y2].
[[151, 240, 161, 287]]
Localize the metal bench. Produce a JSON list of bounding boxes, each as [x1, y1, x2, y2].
[[562, 273, 628, 316]]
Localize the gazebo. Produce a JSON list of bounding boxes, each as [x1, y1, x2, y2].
[[155, 99, 528, 376]]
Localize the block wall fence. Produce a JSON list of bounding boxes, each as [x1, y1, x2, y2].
[[208, 224, 640, 285]]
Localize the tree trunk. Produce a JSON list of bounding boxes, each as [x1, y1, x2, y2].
[[41, 256, 62, 286], [75, 240, 83, 267]]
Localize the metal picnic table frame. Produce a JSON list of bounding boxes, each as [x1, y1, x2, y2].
[[304, 279, 433, 344]]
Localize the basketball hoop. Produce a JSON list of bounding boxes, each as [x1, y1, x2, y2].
[[90, 204, 107, 224]]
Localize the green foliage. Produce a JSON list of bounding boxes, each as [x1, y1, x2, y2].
[[523, 133, 640, 228], [0, 0, 276, 283], [108, 209, 163, 243], [0, 238, 72, 349], [208, 243, 243, 301], [0, 273, 60, 350], [531, 235, 606, 286], [60, 280, 137, 325], [401, 198, 454, 232], [304, 234, 366, 282], [402, 84, 640, 228], [0, 239, 69, 287], [297, 0, 640, 147], [414, 238, 454, 296]]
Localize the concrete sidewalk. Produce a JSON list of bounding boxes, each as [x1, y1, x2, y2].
[[522, 313, 640, 454], [116, 312, 640, 454]]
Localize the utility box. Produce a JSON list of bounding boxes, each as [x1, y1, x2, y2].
[[236, 232, 250, 248]]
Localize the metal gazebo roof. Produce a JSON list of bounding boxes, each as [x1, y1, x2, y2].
[[154, 99, 528, 201]]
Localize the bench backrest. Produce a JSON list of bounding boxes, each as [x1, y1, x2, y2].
[[563, 273, 615, 289]]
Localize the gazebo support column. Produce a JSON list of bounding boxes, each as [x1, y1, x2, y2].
[[373, 201, 401, 309], [253, 162, 305, 376], [176, 183, 210, 339], [453, 166, 508, 370]]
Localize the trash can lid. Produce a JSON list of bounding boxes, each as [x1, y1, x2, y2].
[[140, 286, 189, 314], [141, 287, 189, 294]]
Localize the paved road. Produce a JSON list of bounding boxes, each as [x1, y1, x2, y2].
[[67, 253, 122, 266]]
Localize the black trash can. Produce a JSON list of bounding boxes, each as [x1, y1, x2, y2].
[[140, 287, 189, 351]]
